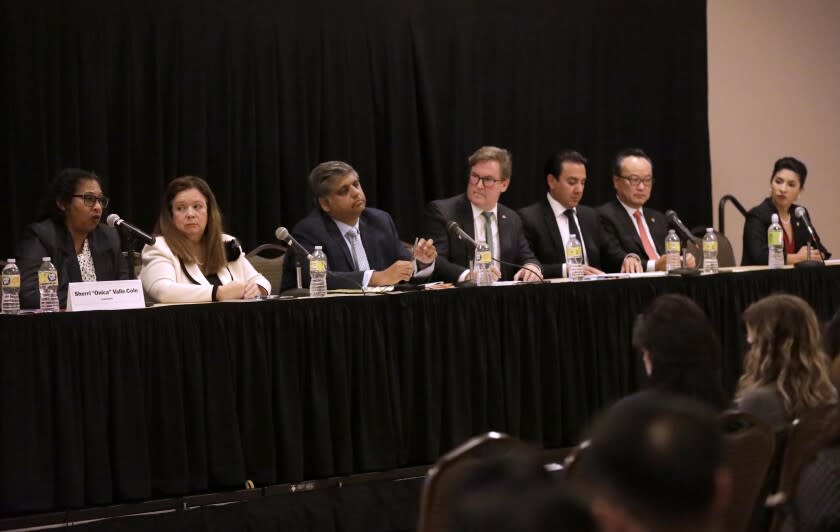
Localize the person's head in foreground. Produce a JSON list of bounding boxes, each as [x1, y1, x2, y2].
[[576, 391, 731, 532]]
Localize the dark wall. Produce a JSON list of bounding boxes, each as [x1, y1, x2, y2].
[[0, 0, 710, 257]]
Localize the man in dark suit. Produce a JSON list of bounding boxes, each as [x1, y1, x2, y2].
[[281, 161, 437, 291], [519, 150, 627, 277], [597, 148, 695, 272], [424, 146, 541, 283]]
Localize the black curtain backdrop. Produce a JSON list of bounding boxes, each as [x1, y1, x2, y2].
[[0, 0, 710, 258]]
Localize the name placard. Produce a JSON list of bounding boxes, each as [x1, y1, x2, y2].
[[67, 280, 145, 312]]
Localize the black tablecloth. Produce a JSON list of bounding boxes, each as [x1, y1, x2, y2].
[[2, 267, 839, 515]]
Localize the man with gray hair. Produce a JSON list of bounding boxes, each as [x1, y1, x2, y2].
[[281, 161, 436, 291]]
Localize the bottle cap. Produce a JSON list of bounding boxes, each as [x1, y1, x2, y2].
[[314, 246, 322, 250], [42, 257, 51, 262], [771, 214, 779, 223], [6, 258, 14, 263], [707, 227, 713, 232]]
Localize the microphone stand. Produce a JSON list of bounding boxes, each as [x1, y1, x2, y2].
[[123, 235, 138, 279], [282, 257, 311, 297], [794, 241, 825, 269]]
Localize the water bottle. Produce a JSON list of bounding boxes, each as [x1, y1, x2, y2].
[[702, 228, 719, 274], [665, 230, 681, 271], [565, 234, 584, 281], [767, 214, 784, 268], [474, 241, 493, 286], [38, 257, 59, 312], [1, 259, 21, 315], [309, 246, 328, 297]]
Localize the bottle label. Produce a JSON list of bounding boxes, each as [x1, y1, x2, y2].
[[477, 250, 492, 264], [38, 271, 58, 287], [309, 259, 326, 273], [703, 241, 717, 253], [665, 241, 680, 253], [566, 245, 582, 259], [2, 274, 20, 288], [768, 231, 782, 246]]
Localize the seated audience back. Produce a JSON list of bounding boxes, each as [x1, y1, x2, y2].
[[573, 391, 731, 532], [735, 294, 837, 432], [631, 294, 730, 410], [784, 402, 840, 531], [430, 439, 596, 532]]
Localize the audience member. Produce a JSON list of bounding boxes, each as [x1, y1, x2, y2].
[[442, 446, 597, 532], [141, 176, 270, 302], [785, 402, 840, 531], [15, 168, 128, 308], [824, 309, 840, 391], [575, 391, 731, 532], [632, 294, 729, 410], [735, 294, 837, 431]]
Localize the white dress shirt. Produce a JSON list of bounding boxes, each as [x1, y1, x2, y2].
[[332, 218, 433, 287], [617, 197, 658, 272], [546, 193, 589, 277]]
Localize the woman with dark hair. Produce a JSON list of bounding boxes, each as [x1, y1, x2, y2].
[[631, 293, 729, 410], [15, 168, 127, 308], [735, 294, 836, 431], [741, 156, 829, 265], [140, 176, 269, 303]]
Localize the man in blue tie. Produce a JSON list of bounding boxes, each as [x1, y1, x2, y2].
[[281, 161, 436, 291]]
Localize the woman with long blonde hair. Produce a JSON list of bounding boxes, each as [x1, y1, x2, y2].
[[735, 294, 836, 430]]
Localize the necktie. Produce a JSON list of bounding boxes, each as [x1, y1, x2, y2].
[[481, 211, 495, 258], [633, 210, 659, 260], [346, 228, 370, 271], [564, 208, 586, 264]]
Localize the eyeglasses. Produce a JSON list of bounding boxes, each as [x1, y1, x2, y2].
[[619, 175, 654, 187], [470, 174, 505, 188], [72, 193, 110, 208]]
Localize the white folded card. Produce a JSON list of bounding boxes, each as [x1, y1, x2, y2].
[[67, 280, 145, 311]]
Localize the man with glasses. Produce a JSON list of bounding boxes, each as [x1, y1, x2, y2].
[[424, 146, 541, 283], [15, 168, 128, 308], [598, 148, 695, 272]]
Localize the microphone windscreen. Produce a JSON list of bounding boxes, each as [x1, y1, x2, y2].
[[106, 213, 120, 227], [275, 226, 290, 241], [446, 221, 459, 233], [794, 206, 806, 219], [664, 210, 677, 222]]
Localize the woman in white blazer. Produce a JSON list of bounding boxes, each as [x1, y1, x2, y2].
[[140, 175, 270, 303]]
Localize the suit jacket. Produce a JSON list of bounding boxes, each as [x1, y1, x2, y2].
[[15, 218, 128, 309], [741, 197, 824, 265], [280, 207, 412, 291], [140, 235, 270, 303], [597, 199, 668, 270], [423, 193, 539, 282], [518, 198, 626, 277]]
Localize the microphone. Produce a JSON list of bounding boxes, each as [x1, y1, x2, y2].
[[275, 226, 313, 260], [446, 221, 477, 248], [794, 207, 831, 259], [664, 210, 701, 244], [106, 213, 155, 246]]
